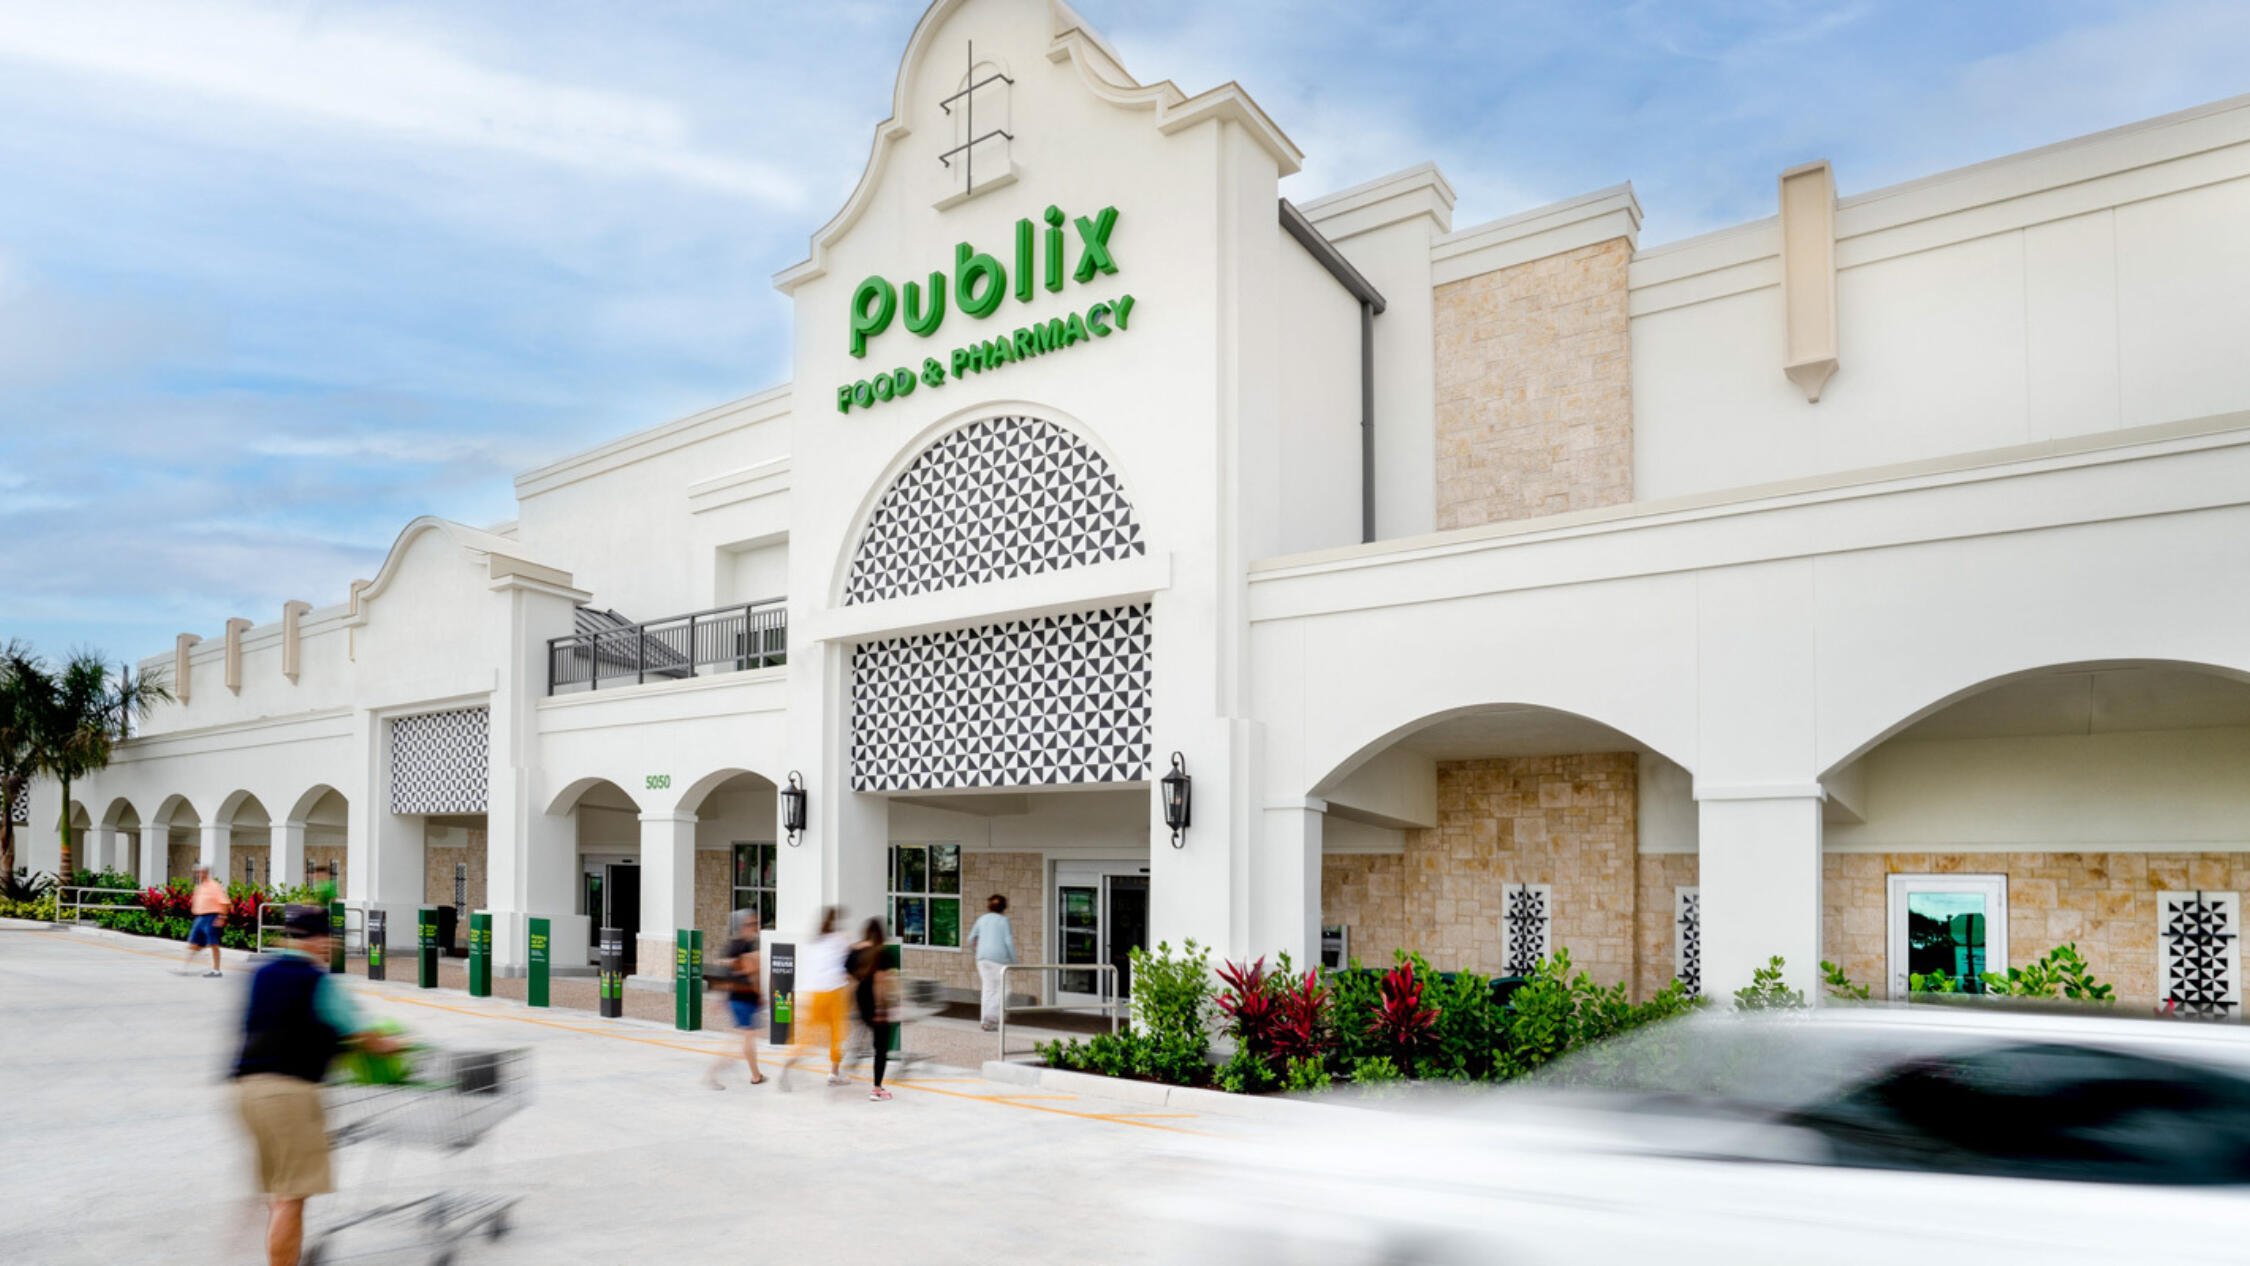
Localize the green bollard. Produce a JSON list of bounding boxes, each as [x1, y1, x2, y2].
[[768, 941, 794, 1046], [468, 910, 492, 998], [598, 926, 623, 1019], [328, 901, 346, 975], [527, 917, 550, 1008], [417, 905, 438, 989], [675, 928, 704, 1032]]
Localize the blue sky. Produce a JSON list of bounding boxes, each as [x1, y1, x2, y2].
[[3, 0, 2246, 662]]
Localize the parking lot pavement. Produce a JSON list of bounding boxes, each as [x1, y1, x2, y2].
[[1, 926, 1258, 1266]]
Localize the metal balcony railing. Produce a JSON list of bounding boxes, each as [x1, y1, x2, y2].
[[546, 599, 786, 695]]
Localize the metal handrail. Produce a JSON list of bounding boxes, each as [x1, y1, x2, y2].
[[251, 901, 365, 956], [55, 885, 140, 923], [545, 598, 787, 695], [994, 962, 1122, 1060]]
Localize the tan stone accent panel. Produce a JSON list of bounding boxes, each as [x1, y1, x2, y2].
[[420, 826, 489, 913], [1822, 852, 2250, 1010], [694, 849, 732, 946], [1321, 754, 1640, 989], [167, 841, 196, 881], [902, 850, 1045, 994], [305, 845, 348, 896], [1321, 853, 1411, 968], [1433, 237, 1634, 528], [1636, 853, 1699, 999], [230, 843, 271, 888]]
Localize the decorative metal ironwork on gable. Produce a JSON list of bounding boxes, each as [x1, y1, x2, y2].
[[388, 706, 490, 815], [850, 604, 1152, 792], [844, 415, 1143, 605]]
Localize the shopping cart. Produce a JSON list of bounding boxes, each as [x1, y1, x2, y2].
[[305, 1046, 530, 1266]]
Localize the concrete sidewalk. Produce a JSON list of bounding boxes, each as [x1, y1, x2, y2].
[[1, 923, 1254, 1265]]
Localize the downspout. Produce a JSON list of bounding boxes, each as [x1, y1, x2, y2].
[[1361, 299, 1376, 543]]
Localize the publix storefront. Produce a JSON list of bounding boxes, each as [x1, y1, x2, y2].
[[31, 0, 2250, 1018]]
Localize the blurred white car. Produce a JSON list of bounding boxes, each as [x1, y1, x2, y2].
[[1149, 1006, 2250, 1265]]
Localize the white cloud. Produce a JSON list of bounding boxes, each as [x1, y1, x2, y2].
[[0, 0, 805, 206]]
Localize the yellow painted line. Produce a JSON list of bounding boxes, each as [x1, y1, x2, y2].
[[978, 1094, 1081, 1102], [57, 929, 1209, 1135]]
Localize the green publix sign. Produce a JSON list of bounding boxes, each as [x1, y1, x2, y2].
[[837, 203, 1135, 414]]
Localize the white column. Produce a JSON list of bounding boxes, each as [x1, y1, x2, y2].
[[85, 825, 118, 875], [271, 821, 306, 889], [637, 812, 695, 981], [1696, 791, 1824, 999], [139, 824, 168, 884], [1148, 717, 1255, 961], [526, 807, 586, 972], [1253, 798, 1324, 966], [198, 821, 232, 882]]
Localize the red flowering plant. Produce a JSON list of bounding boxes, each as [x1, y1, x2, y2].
[[1369, 960, 1439, 1064], [140, 881, 191, 918], [1215, 957, 1284, 1057], [1268, 966, 1330, 1065]]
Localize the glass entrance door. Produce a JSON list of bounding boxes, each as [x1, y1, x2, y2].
[[1887, 874, 2007, 996], [1057, 884, 1100, 996]]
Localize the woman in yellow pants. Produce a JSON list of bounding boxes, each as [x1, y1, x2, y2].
[[782, 906, 853, 1089]]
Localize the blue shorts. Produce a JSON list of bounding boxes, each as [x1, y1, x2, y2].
[[728, 997, 761, 1030], [188, 914, 221, 947]]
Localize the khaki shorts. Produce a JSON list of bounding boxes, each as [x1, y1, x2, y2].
[[235, 1074, 332, 1198]]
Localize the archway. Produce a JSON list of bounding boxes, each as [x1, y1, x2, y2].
[[1306, 702, 1698, 999], [1818, 659, 2250, 1012], [100, 797, 142, 881], [546, 777, 647, 969], [216, 791, 272, 888], [286, 785, 350, 894], [152, 795, 201, 883]]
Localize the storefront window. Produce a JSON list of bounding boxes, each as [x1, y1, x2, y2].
[[889, 843, 961, 948], [731, 842, 777, 931]]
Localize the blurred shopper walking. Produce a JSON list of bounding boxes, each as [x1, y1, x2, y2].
[[780, 906, 851, 1091], [183, 865, 228, 977], [232, 904, 401, 1266], [848, 917, 900, 1102], [967, 893, 1015, 1031], [706, 909, 767, 1089]]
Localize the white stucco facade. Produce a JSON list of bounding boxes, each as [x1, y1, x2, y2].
[[23, 0, 2250, 1010]]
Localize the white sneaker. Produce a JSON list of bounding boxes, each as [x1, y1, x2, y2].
[[826, 1074, 850, 1087]]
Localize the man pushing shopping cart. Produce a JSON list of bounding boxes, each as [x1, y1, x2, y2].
[[232, 904, 403, 1266]]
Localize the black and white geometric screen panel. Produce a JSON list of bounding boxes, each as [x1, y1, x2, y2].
[[1675, 886, 1702, 997], [851, 604, 1152, 792], [389, 706, 490, 815], [1501, 882, 1552, 977], [2159, 890, 2240, 1018], [6, 794, 25, 824], [844, 414, 1144, 606]]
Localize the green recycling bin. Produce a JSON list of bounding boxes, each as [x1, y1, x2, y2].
[[328, 901, 346, 975]]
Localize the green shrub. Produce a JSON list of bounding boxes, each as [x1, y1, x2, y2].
[[1281, 1055, 1330, 1093], [1419, 959, 1496, 1081], [1732, 956, 1806, 1010], [1347, 1054, 1403, 1085], [1820, 960, 1870, 1001], [1979, 943, 2115, 1003], [1213, 1044, 1276, 1094], [1908, 969, 1959, 996]]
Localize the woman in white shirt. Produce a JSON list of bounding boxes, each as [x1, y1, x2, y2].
[[781, 906, 853, 1090]]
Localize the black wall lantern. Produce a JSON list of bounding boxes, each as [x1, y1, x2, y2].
[[1161, 751, 1191, 848], [780, 770, 807, 846]]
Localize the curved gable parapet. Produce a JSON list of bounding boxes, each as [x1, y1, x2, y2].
[[774, 0, 1300, 295], [348, 516, 579, 625], [842, 413, 1144, 605]]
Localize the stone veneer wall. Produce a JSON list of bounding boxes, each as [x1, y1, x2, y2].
[[1825, 851, 2250, 1010], [694, 849, 731, 946], [1322, 754, 1640, 989], [230, 843, 271, 888], [167, 841, 196, 881], [1636, 853, 1699, 1000], [421, 827, 489, 911], [1432, 237, 1634, 529], [305, 845, 348, 896], [903, 851, 1045, 994]]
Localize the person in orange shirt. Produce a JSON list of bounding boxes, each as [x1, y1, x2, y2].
[[184, 865, 230, 977]]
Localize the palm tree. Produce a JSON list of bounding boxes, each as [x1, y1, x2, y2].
[[33, 652, 171, 880], [0, 641, 39, 879]]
